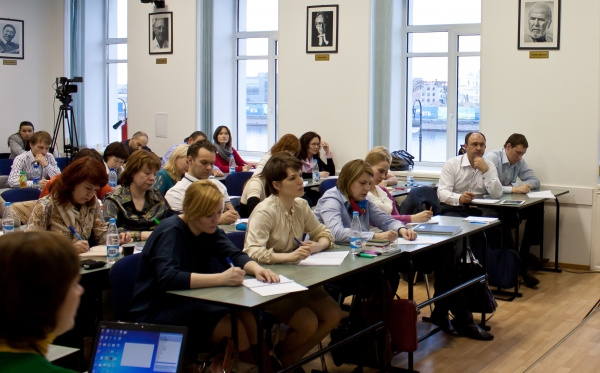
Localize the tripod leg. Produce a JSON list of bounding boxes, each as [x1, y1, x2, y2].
[[51, 108, 65, 154]]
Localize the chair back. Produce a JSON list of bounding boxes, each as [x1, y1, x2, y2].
[[207, 231, 246, 274], [225, 172, 253, 197], [109, 254, 142, 321], [1, 188, 41, 203], [319, 178, 338, 198], [0, 159, 13, 175]]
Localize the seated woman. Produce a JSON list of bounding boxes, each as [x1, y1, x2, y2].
[[368, 146, 399, 186], [103, 141, 129, 177], [0, 231, 83, 372], [213, 126, 253, 173], [254, 134, 301, 174], [7, 121, 34, 159], [365, 151, 432, 224], [130, 180, 279, 361], [153, 144, 188, 195], [27, 157, 130, 252], [244, 153, 342, 369], [298, 131, 335, 179], [103, 150, 176, 242]]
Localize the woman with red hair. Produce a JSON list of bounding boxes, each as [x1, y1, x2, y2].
[[26, 157, 131, 252]]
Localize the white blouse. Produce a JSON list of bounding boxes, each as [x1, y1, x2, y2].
[[366, 186, 393, 215]]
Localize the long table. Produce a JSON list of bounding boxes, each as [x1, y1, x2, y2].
[[169, 216, 498, 372]]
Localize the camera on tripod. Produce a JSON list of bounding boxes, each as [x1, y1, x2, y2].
[[51, 77, 83, 159], [54, 77, 83, 105]]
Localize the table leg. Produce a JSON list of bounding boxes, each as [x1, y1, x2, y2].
[[540, 197, 562, 273], [251, 311, 265, 373]]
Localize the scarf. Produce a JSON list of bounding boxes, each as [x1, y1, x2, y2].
[[214, 143, 233, 162], [349, 198, 367, 216]]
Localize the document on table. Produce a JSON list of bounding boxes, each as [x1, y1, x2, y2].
[[298, 251, 349, 266], [471, 199, 500, 205], [462, 216, 499, 224], [392, 236, 436, 245], [527, 190, 555, 199], [243, 275, 307, 296], [303, 181, 308, 186], [235, 218, 249, 225], [79, 245, 108, 258]]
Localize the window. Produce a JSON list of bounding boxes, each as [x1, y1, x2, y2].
[[404, 0, 480, 163], [236, 0, 278, 152], [106, 0, 127, 143]]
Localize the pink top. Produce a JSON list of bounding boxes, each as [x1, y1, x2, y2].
[[378, 186, 411, 225]]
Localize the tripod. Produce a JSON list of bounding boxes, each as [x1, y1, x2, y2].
[[51, 98, 79, 162]]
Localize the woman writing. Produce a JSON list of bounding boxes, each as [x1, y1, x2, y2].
[[131, 180, 279, 361], [153, 144, 189, 195], [213, 126, 253, 173], [244, 153, 342, 369]]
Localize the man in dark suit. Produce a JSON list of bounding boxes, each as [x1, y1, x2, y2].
[[312, 12, 332, 47], [121, 131, 152, 161]]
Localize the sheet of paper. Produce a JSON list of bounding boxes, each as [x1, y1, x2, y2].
[[303, 181, 308, 186], [462, 216, 499, 223], [298, 251, 349, 266], [249, 282, 308, 297], [471, 199, 500, 205], [243, 275, 293, 288], [527, 190, 555, 199], [79, 245, 108, 257], [392, 236, 436, 245], [235, 218, 249, 225]]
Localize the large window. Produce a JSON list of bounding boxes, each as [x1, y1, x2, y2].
[[404, 0, 480, 163], [106, 0, 127, 143], [236, 0, 278, 152]]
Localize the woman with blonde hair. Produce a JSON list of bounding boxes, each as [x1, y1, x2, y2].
[[131, 180, 279, 360], [367, 146, 399, 186], [154, 144, 189, 195]]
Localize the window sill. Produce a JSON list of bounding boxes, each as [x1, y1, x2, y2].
[[390, 165, 442, 181]]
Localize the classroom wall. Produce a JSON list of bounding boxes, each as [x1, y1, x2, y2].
[[0, 0, 65, 153]]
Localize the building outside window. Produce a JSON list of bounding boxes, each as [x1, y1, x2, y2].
[[106, 0, 127, 144]]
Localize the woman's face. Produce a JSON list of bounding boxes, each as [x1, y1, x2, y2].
[[349, 172, 372, 201], [72, 181, 101, 205], [307, 137, 320, 156], [19, 126, 34, 142], [132, 166, 157, 191], [53, 277, 84, 337], [370, 161, 389, 186], [273, 168, 304, 200], [218, 128, 230, 146], [175, 156, 189, 175], [106, 156, 125, 170], [190, 200, 224, 234]]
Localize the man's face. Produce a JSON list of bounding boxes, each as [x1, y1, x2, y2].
[[129, 136, 148, 151], [188, 148, 215, 180], [466, 133, 486, 161], [3, 26, 15, 43], [154, 19, 167, 45], [505, 144, 527, 165], [187, 135, 206, 145], [19, 126, 33, 141], [31, 142, 50, 157], [528, 6, 551, 39], [315, 15, 327, 36]]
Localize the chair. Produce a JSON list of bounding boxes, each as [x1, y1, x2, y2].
[[225, 172, 254, 197], [0, 159, 13, 175], [0, 153, 10, 159], [319, 178, 337, 198], [1, 187, 41, 203], [109, 253, 142, 321]]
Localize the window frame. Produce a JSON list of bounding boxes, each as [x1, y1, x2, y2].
[[105, 0, 127, 144]]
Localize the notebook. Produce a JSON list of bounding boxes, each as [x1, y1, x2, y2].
[[89, 321, 187, 373], [413, 225, 462, 235]]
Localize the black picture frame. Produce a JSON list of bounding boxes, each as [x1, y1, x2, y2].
[[149, 11, 173, 55], [518, 0, 560, 50], [0, 18, 24, 59], [306, 5, 339, 54]]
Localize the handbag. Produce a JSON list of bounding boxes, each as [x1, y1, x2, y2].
[[196, 337, 259, 373], [385, 298, 418, 353], [390, 150, 415, 171], [486, 247, 520, 289], [460, 247, 498, 314]]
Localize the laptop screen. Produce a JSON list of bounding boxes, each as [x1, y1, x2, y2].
[[89, 321, 187, 373]]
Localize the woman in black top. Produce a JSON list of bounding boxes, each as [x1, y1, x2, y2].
[[130, 180, 279, 359]]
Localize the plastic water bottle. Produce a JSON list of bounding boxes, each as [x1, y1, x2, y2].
[[312, 159, 320, 183], [2, 202, 14, 234], [106, 218, 120, 264], [108, 168, 118, 188], [406, 165, 414, 188], [229, 156, 236, 174], [31, 163, 41, 189], [350, 211, 363, 255]]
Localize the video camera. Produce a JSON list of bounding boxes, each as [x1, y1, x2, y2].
[[55, 77, 83, 105]]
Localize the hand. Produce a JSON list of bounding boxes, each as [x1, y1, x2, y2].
[[319, 171, 329, 179], [512, 184, 531, 194], [119, 232, 132, 244], [399, 228, 417, 241], [242, 164, 251, 172], [255, 268, 280, 284], [473, 157, 489, 173], [39, 179, 48, 189], [410, 210, 433, 223], [219, 210, 238, 225], [289, 247, 311, 262], [300, 240, 326, 254], [373, 230, 398, 242], [220, 267, 246, 286], [213, 168, 224, 177], [379, 180, 388, 188], [321, 141, 330, 154], [459, 191, 475, 204], [34, 153, 49, 167], [73, 240, 89, 253]]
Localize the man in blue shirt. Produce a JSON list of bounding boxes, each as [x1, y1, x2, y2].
[[484, 133, 544, 288]]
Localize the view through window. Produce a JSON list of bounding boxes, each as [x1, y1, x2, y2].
[[106, 0, 127, 143]]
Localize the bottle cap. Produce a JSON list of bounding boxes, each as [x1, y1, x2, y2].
[[110, 168, 115, 171], [352, 211, 358, 217], [4, 202, 10, 207], [109, 218, 116, 224]]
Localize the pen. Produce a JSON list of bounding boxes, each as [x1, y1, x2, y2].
[[68, 226, 83, 241], [469, 221, 488, 225], [225, 257, 235, 268], [358, 253, 375, 258], [429, 207, 432, 212], [154, 218, 160, 225], [293, 237, 303, 247]]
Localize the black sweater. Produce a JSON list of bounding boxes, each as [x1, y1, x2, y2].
[[301, 154, 336, 179]]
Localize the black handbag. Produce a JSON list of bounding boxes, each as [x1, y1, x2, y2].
[[461, 247, 498, 314], [390, 150, 415, 171], [486, 247, 521, 289]]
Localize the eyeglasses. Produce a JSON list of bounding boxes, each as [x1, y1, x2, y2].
[[309, 143, 320, 147]]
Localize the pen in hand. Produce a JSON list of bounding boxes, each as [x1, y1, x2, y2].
[[68, 226, 83, 241], [294, 237, 311, 256], [225, 257, 235, 269]]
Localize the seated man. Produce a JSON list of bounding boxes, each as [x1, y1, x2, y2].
[[7, 121, 34, 159], [161, 130, 223, 177], [484, 133, 543, 287], [7, 131, 61, 189], [165, 140, 239, 225], [121, 131, 152, 161]]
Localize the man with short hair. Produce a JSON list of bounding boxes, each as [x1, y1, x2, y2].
[[121, 131, 152, 161], [0, 24, 19, 54], [165, 141, 239, 224], [525, 2, 553, 43], [8, 131, 61, 188], [152, 17, 169, 50], [485, 133, 543, 287]]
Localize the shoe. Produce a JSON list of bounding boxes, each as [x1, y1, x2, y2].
[[429, 308, 457, 336], [527, 253, 549, 268], [452, 317, 494, 341], [521, 270, 540, 288]]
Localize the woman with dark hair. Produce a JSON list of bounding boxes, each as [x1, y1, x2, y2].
[[297, 131, 335, 179], [103, 149, 175, 242], [254, 134, 301, 174], [103, 141, 129, 176], [212, 126, 253, 173], [0, 231, 83, 372], [7, 121, 34, 159]]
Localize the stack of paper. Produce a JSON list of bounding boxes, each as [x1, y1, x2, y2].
[[462, 216, 499, 224], [242, 275, 307, 296], [298, 251, 349, 266], [471, 198, 500, 205], [392, 236, 436, 245], [234, 218, 249, 225], [527, 190, 555, 199]]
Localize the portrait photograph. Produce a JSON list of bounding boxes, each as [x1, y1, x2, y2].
[[518, 0, 560, 50], [0, 18, 24, 59], [306, 5, 339, 54], [149, 12, 172, 55]]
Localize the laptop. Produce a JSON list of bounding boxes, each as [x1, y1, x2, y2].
[[89, 321, 187, 373]]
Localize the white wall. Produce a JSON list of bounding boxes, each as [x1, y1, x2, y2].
[[127, 0, 198, 157], [481, 0, 600, 266], [278, 0, 372, 167], [0, 0, 64, 153]]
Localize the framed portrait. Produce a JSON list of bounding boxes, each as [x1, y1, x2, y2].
[[518, 0, 560, 50], [0, 18, 24, 59], [306, 5, 339, 54], [149, 12, 172, 55]]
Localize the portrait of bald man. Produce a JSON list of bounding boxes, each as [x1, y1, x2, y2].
[[525, 2, 553, 43]]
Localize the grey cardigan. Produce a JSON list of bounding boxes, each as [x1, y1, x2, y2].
[[8, 133, 27, 159]]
